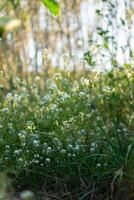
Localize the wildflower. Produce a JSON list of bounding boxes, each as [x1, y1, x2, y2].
[[33, 140, 39, 147], [6, 92, 13, 100], [13, 94, 21, 102], [97, 163, 101, 168], [50, 104, 58, 113], [79, 92, 85, 97], [68, 144, 73, 150], [42, 94, 51, 103], [59, 92, 70, 101], [53, 73, 62, 80], [34, 160, 39, 164], [14, 150, 21, 156], [20, 191, 34, 200], [74, 145, 80, 151], [27, 121, 35, 130], [48, 83, 57, 90], [80, 77, 89, 86], [8, 123, 13, 129], [2, 108, 9, 113], [43, 143, 48, 148], [61, 149, 66, 154], [18, 133, 25, 140], [45, 158, 51, 164], [53, 137, 59, 142], [34, 76, 40, 82], [47, 147, 52, 154], [18, 158, 23, 163]]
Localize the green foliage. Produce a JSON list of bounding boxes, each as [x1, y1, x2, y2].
[[41, 0, 60, 16], [84, 51, 96, 66], [8, 0, 20, 8], [0, 68, 134, 199]]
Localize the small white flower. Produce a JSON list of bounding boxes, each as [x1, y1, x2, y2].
[[20, 191, 34, 200], [97, 163, 101, 168], [45, 158, 51, 163], [34, 160, 39, 164], [18, 158, 23, 162], [74, 145, 80, 151], [43, 143, 48, 148], [53, 137, 59, 142], [33, 140, 39, 147], [79, 92, 85, 97], [68, 144, 73, 149], [18, 134, 25, 140], [2, 108, 9, 113], [14, 150, 20, 155], [72, 153, 76, 157], [53, 73, 62, 80], [47, 147, 52, 154], [61, 149, 66, 154], [34, 76, 40, 82]]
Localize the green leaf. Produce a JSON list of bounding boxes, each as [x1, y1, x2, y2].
[[41, 0, 60, 16], [0, 16, 21, 36]]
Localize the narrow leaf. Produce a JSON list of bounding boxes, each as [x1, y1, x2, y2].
[[41, 0, 60, 16]]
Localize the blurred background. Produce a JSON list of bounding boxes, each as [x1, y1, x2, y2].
[[0, 0, 134, 88]]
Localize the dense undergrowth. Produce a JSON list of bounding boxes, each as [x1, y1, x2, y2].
[[0, 68, 134, 199]]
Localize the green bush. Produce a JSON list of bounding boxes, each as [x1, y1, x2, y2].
[[0, 68, 134, 199]]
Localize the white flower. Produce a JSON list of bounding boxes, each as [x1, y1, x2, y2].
[[18, 133, 25, 140], [34, 160, 39, 164], [6, 92, 13, 100], [14, 150, 21, 155], [20, 191, 34, 200], [79, 92, 85, 97], [18, 158, 23, 162], [49, 83, 57, 90], [43, 143, 48, 148], [13, 94, 21, 102], [33, 140, 39, 147], [53, 137, 59, 142], [61, 149, 66, 154], [50, 104, 58, 113], [68, 144, 73, 150], [53, 73, 62, 80], [34, 76, 40, 82], [47, 147, 52, 154], [42, 94, 51, 103], [59, 92, 70, 101], [97, 163, 101, 168], [80, 77, 89, 86], [2, 108, 9, 113], [74, 145, 80, 151], [45, 158, 51, 163]]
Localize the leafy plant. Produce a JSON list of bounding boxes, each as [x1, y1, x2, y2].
[[41, 0, 60, 16]]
